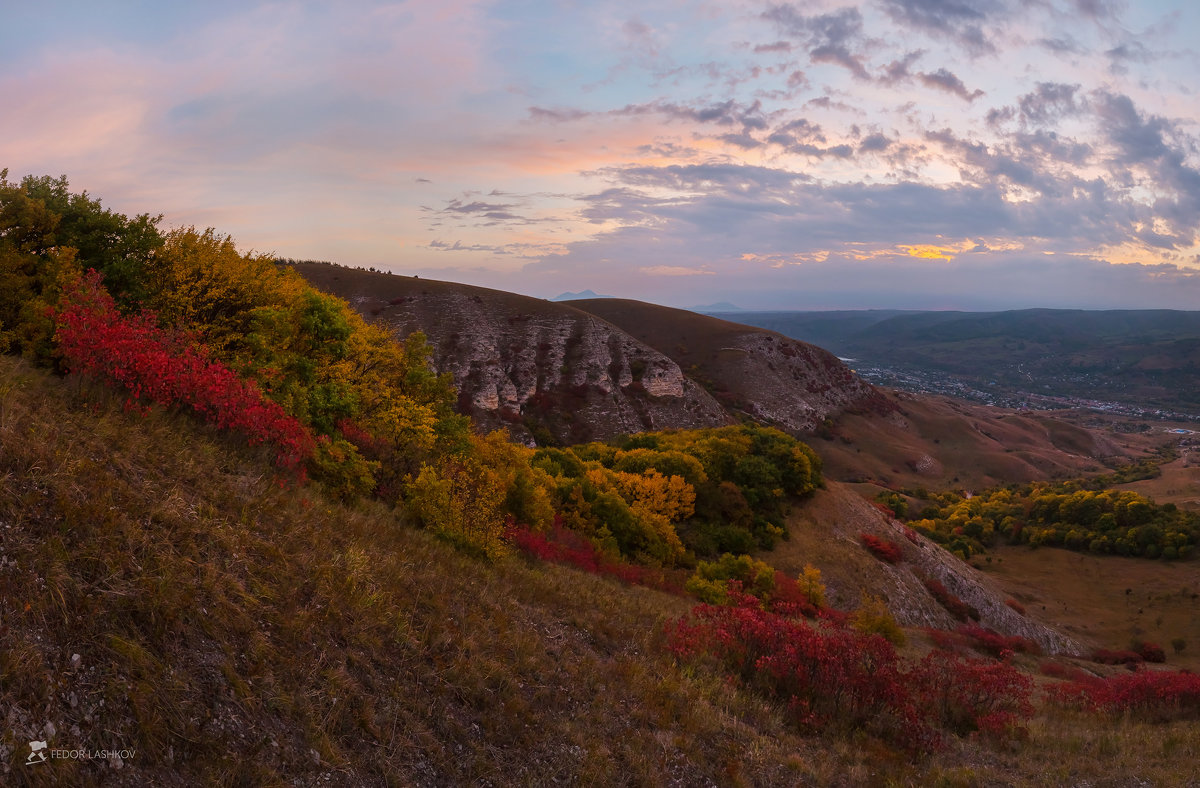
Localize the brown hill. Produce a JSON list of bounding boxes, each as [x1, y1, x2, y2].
[[570, 298, 1148, 489], [569, 298, 888, 433], [807, 391, 1144, 492], [291, 263, 731, 444], [293, 264, 1149, 488]]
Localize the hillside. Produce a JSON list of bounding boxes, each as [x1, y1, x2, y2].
[[4, 175, 1199, 784], [292, 264, 1159, 492], [568, 297, 888, 433], [725, 308, 1200, 416], [291, 263, 733, 445], [5, 356, 1200, 784]]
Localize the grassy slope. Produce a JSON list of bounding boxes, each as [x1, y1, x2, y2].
[[3, 356, 1199, 785], [805, 393, 1151, 492]]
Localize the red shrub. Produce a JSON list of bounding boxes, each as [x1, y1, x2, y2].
[[1138, 641, 1167, 664], [504, 519, 684, 594], [668, 593, 1034, 751], [1045, 670, 1200, 721], [956, 625, 1041, 659], [910, 650, 1034, 739], [860, 533, 904, 563], [668, 591, 925, 746], [1092, 649, 1144, 666], [924, 578, 980, 622], [766, 571, 820, 619], [1004, 598, 1026, 616], [1039, 661, 1091, 682], [924, 628, 968, 653], [53, 270, 314, 475]]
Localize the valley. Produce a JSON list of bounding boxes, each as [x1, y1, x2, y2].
[[1, 173, 1198, 782], [721, 308, 1200, 421]]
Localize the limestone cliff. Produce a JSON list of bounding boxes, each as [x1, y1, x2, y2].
[[291, 264, 732, 444]]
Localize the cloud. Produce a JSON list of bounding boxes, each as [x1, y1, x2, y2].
[[879, 0, 1006, 56], [1017, 82, 1084, 126], [638, 265, 716, 276], [763, 5, 871, 79], [918, 67, 985, 101]]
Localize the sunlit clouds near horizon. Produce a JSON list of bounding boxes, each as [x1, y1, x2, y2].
[[3, 0, 1200, 310]]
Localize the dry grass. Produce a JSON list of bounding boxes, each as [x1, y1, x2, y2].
[[978, 545, 1200, 672], [3, 356, 1198, 785], [0, 357, 816, 784]]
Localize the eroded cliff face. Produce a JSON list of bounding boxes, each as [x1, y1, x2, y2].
[[718, 331, 881, 433], [342, 284, 731, 444], [565, 298, 888, 436], [291, 264, 884, 445]]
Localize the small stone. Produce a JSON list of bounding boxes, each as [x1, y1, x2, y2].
[[43, 721, 56, 738]]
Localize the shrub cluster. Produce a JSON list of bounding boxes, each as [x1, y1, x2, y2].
[[860, 532, 904, 563], [54, 269, 314, 473], [532, 424, 822, 563], [902, 483, 1197, 560], [923, 578, 980, 622], [668, 592, 1033, 751], [1092, 649, 1144, 667], [955, 624, 1040, 659], [1046, 670, 1200, 721], [505, 518, 683, 592]]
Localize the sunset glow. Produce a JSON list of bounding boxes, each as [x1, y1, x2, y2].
[[3, 0, 1199, 309]]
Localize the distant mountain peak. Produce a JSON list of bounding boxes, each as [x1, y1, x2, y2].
[[552, 289, 613, 301], [692, 301, 742, 313]]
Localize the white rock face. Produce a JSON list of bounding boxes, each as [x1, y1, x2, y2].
[[378, 292, 731, 442], [720, 332, 879, 433]]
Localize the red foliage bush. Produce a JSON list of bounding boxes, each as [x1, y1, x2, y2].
[[1039, 661, 1092, 682], [860, 533, 904, 563], [667, 593, 1034, 751], [956, 625, 1041, 659], [923, 578, 980, 622], [1092, 648, 1144, 666], [910, 650, 1034, 739], [765, 571, 820, 619], [53, 270, 314, 474], [667, 590, 925, 745], [1137, 641, 1167, 664], [1045, 670, 1200, 721], [924, 628, 967, 653], [504, 519, 683, 594], [872, 501, 896, 518]]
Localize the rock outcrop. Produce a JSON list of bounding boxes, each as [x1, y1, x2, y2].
[[291, 264, 733, 444]]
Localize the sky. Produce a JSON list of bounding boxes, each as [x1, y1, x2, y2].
[[3, 0, 1200, 311]]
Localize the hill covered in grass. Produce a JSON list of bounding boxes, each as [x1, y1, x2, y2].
[[4, 172, 1200, 784], [5, 356, 1200, 785]]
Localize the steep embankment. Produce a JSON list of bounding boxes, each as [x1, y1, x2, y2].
[[570, 297, 888, 434], [292, 264, 731, 444], [779, 482, 1083, 655], [0, 356, 806, 784], [806, 391, 1140, 491]]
